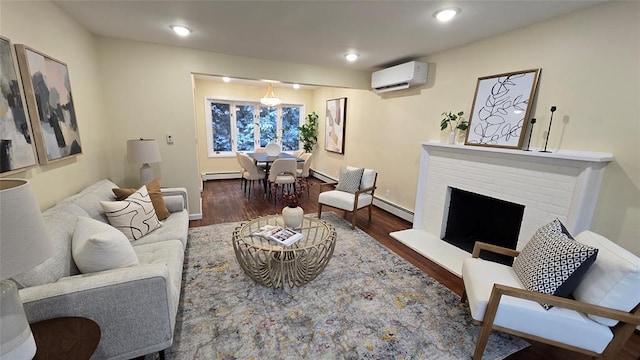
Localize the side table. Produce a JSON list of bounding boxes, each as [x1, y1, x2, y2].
[[31, 317, 100, 360]]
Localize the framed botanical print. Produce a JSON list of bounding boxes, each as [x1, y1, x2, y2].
[[465, 68, 541, 149], [325, 97, 347, 154], [0, 36, 37, 174], [15, 44, 82, 164]]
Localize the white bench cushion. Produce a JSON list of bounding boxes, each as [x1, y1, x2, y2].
[[462, 257, 613, 353]]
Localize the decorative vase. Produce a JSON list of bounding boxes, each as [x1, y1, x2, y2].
[[447, 131, 456, 145], [282, 206, 304, 229]]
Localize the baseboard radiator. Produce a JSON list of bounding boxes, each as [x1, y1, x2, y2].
[[201, 171, 242, 181]]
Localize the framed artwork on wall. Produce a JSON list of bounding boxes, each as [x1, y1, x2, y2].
[[15, 44, 82, 164], [465, 68, 541, 149], [0, 36, 37, 174], [325, 97, 347, 154]]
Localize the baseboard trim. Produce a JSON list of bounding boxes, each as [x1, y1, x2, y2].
[[189, 197, 203, 220], [202, 171, 242, 181], [310, 170, 414, 223]]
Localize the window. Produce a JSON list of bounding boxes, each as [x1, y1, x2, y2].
[[205, 99, 303, 157]]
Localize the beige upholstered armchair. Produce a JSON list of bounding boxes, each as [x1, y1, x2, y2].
[[461, 229, 640, 359], [317, 166, 377, 229]]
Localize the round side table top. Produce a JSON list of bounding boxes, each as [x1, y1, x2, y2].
[[233, 215, 337, 288], [31, 316, 100, 360]]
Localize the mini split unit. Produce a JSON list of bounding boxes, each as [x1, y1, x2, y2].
[[371, 61, 428, 93]]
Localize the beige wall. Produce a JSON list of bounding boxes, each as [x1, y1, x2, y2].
[[0, 1, 111, 209], [95, 37, 370, 215], [309, 1, 640, 254], [193, 80, 315, 174]]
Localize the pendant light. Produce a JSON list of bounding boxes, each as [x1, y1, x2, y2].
[[260, 84, 282, 107]]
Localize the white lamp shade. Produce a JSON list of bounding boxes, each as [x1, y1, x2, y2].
[[0, 179, 53, 280], [127, 139, 161, 164]]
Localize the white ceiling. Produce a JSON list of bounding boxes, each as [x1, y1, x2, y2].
[[55, 0, 605, 72]]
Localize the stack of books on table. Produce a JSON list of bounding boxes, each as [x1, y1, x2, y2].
[[251, 225, 304, 247]]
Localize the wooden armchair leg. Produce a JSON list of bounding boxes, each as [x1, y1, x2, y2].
[[318, 204, 323, 219], [473, 321, 493, 360], [461, 289, 468, 303], [351, 210, 357, 229], [368, 204, 372, 221]]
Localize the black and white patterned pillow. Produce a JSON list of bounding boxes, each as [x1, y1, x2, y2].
[[336, 167, 364, 194], [100, 185, 162, 241], [513, 219, 598, 310]]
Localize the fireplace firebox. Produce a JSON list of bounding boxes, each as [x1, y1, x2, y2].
[[442, 187, 524, 265]]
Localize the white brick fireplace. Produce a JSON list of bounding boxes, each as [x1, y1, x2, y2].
[[390, 142, 614, 277]]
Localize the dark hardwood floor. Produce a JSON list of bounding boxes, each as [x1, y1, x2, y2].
[[190, 177, 640, 360]]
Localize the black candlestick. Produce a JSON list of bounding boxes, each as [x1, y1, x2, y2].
[[523, 118, 536, 151], [540, 106, 557, 153]]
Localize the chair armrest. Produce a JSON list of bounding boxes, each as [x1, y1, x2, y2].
[[355, 185, 376, 196], [319, 182, 337, 193], [163, 195, 185, 213], [471, 241, 520, 259], [487, 283, 640, 325], [161, 187, 188, 211], [20, 264, 173, 359]]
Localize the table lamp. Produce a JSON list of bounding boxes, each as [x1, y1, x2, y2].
[[127, 138, 161, 184], [0, 179, 53, 360]]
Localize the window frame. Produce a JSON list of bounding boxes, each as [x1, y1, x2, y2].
[[204, 97, 305, 158]]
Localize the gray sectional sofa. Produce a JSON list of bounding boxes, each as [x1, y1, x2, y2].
[[15, 179, 189, 360]]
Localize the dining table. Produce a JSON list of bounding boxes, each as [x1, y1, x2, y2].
[[247, 152, 303, 193]]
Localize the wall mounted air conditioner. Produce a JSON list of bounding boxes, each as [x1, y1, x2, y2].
[[371, 61, 428, 93]]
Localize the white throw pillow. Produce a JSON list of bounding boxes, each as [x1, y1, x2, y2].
[[100, 185, 162, 240], [72, 216, 139, 273]]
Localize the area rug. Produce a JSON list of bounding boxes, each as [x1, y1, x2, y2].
[[163, 213, 529, 359]]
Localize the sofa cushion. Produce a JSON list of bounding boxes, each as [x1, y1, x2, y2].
[[462, 257, 613, 353], [60, 179, 118, 223], [336, 166, 364, 194], [112, 180, 170, 220], [13, 202, 87, 287], [572, 231, 640, 327], [513, 219, 598, 309], [130, 210, 189, 250], [101, 186, 162, 241], [72, 217, 139, 273]]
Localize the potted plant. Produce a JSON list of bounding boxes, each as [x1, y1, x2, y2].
[[440, 111, 468, 144], [299, 111, 319, 153], [280, 189, 304, 229]]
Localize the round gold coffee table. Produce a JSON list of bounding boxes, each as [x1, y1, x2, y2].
[[232, 215, 337, 288]]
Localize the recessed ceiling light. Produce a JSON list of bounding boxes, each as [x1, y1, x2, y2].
[[170, 25, 192, 36], [222, 77, 231, 83], [293, 84, 300, 89], [434, 8, 460, 22], [344, 53, 359, 62]]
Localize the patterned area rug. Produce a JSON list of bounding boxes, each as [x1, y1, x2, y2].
[[164, 213, 528, 359]]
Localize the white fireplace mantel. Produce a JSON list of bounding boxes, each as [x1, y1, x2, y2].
[[391, 141, 614, 277]]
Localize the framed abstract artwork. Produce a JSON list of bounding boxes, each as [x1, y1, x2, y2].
[[325, 97, 347, 154], [15, 44, 82, 164], [0, 36, 37, 174], [465, 68, 541, 149]]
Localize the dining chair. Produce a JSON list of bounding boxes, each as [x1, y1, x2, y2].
[[296, 153, 313, 195], [236, 152, 247, 190], [239, 154, 266, 197], [253, 147, 267, 170], [268, 158, 297, 204]]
